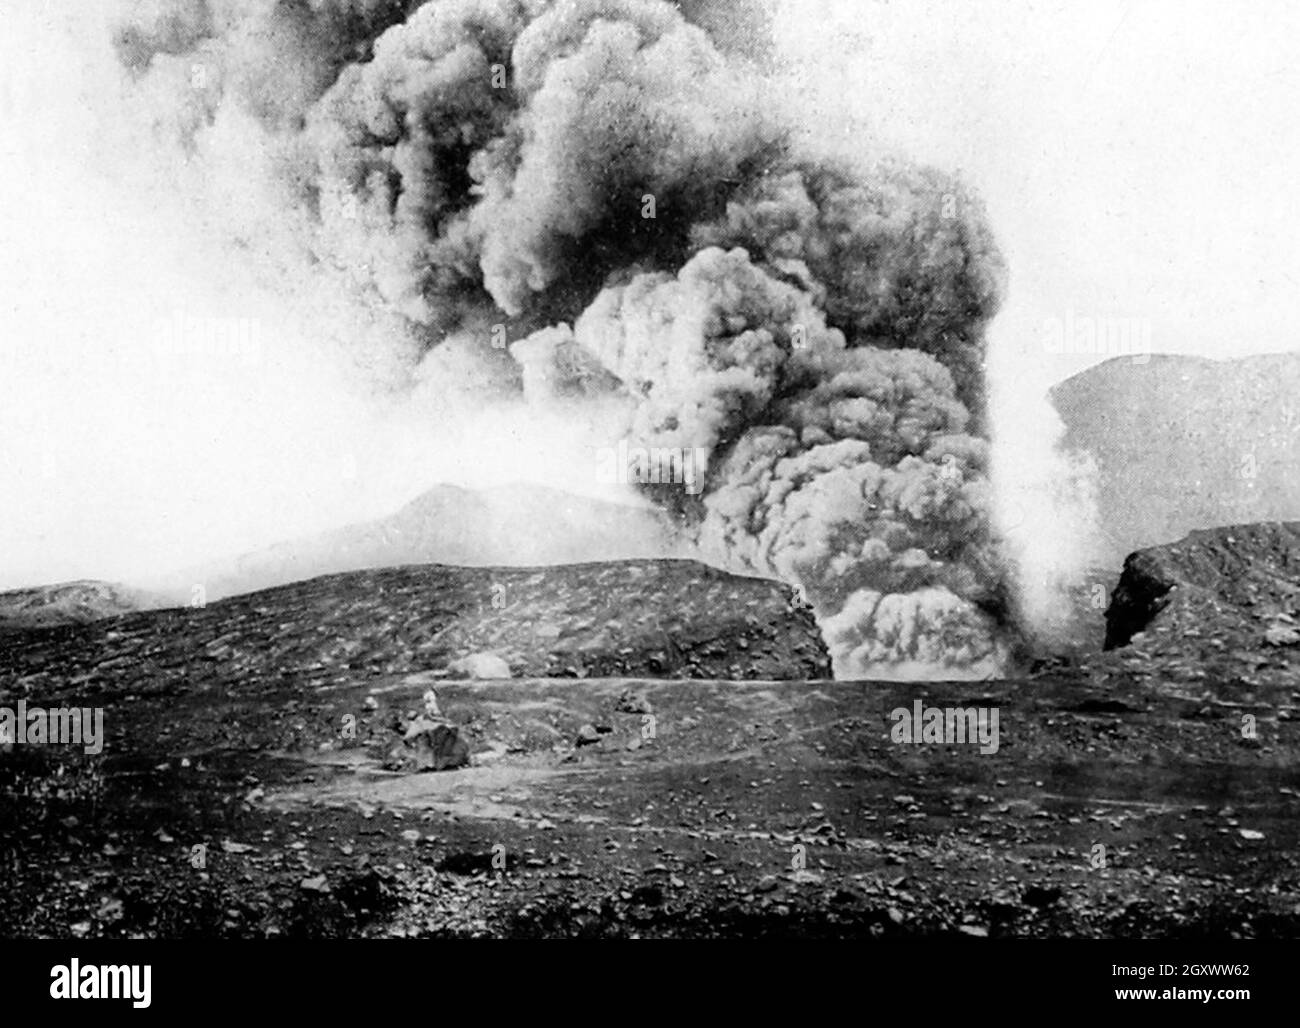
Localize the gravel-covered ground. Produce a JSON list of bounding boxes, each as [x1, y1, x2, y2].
[[2, 543, 1299, 939], [3, 666, 1299, 939]]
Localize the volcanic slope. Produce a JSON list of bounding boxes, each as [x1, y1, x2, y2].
[[0, 559, 830, 691]]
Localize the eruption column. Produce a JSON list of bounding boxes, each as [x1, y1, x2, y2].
[[114, 0, 1009, 678]]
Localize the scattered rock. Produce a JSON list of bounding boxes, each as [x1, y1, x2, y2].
[[95, 897, 124, 923], [385, 716, 470, 772], [616, 689, 653, 715], [1265, 626, 1300, 647], [448, 652, 513, 679]]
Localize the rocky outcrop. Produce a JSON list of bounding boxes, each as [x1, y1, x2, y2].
[[1103, 522, 1300, 687]]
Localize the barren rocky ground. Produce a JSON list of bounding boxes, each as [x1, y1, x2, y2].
[[2, 540, 1299, 939], [0, 559, 830, 685], [1106, 522, 1300, 656]]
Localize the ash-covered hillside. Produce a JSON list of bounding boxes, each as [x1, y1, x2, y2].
[[0, 559, 830, 692]]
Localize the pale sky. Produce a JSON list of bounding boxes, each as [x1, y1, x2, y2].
[[1, 1, 1298, 588], [773, 0, 1300, 392]]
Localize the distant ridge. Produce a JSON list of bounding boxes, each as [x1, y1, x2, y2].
[[1052, 351, 1300, 562], [0, 580, 172, 633], [153, 482, 693, 601]]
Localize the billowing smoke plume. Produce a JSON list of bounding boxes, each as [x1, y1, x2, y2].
[[113, 0, 1008, 678]]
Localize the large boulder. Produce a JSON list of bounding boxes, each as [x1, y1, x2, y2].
[[384, 716, 471, 772], [448, 653, 513, 679], [1103, 522, 1300, 688]]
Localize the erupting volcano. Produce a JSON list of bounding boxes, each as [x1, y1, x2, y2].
[[112, 0, 1009, 678]]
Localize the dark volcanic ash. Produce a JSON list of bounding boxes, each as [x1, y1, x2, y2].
[[114, 0, 1009, 679]]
